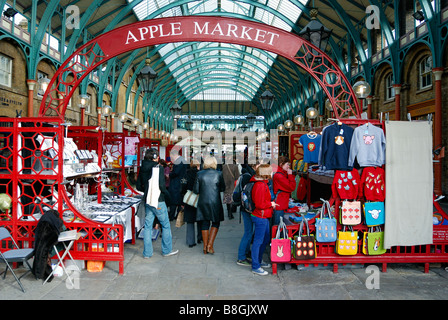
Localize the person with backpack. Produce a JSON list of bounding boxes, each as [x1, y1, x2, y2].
[[250, 164, 278, 276], [272, 156, 297, 226], [136, 148, 178, 259], [235, 160, 258, 267]]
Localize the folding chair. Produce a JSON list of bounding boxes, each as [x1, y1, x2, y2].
[[0, 227, 34, 292]]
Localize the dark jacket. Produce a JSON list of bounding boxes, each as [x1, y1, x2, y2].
[[193, 168, 225, 223], [169, 156, 187, 205], [136, 159, 170, 205], [183, 166, 199, 223], [32, 210, 63, 280]]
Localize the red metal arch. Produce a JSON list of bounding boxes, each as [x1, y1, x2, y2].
[[38, 16, 360, 119]]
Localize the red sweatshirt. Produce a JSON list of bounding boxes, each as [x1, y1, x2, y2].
[[272, 168, 297, 211], [250, 177, 273, 219]]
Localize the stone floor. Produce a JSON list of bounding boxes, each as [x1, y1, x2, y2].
[[1, 209, 448, 301]]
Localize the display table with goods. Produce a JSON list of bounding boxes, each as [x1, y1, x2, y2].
[[271, 118, 448, 275], [0, 120, 144, 275]]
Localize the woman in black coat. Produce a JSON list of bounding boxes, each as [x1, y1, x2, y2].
[[183, 159, 201, 247], [193, 156, 225, 254]]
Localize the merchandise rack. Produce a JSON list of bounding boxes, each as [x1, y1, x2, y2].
[[272, 197, 448, 274], [273, 118, 448, 275]]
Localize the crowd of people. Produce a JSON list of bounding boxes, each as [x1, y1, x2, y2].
[[136, 147, 297, 276]]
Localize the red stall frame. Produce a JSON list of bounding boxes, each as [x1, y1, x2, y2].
[[0, 119, 126, 274]]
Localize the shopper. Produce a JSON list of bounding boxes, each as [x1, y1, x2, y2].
[[168, 147, 187, 221], [193, 156, 225, 254], [184, 159, 202, 247], [272, 156, 296, 225], [236, 160, 258, 267], [136, 148, 178, 258], [250, 164, 278, 276], [222, 152, 240, 220]]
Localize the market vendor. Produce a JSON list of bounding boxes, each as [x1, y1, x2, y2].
[[272, 156, 297, 225]]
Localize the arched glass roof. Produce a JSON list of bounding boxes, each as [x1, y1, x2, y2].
[[128, 0, 307, 101]]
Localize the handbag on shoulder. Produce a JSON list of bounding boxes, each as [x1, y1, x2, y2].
[[270, 217, 292, 263], [315, 198, 337, 242], [183, 190, 199, 208], [293, 217, 316, 260]]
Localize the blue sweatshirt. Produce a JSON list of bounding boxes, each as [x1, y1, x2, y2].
[[319, 123, 354, 170]]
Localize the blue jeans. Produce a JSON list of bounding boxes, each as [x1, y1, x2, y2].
[[251, 215, 270, 270], [238, 210, 254, 261], [143, 202, 173, 257], [273, 209, 285, 226]]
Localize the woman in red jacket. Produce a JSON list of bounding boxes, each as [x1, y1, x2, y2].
[[251, 164, 278, 276], [272, 156, 297, 225]]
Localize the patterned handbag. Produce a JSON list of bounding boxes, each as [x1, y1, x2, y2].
[[340, 200, 362, 225], [336, 226, 358, 255], [315, 199, 337, 242], [364, 201, 385, 226], [270, 217, 291, 263], [293, 217, 316, 260]]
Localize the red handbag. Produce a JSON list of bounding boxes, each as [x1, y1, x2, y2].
[[270, 217, 291, 263]]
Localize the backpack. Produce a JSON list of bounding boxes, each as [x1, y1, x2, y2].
[[232, 172, 251, 205], [241, 181, 256, 213]]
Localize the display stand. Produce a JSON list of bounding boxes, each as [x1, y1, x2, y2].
[[272, 118, 448, 275], [0, 119, 142, 275]]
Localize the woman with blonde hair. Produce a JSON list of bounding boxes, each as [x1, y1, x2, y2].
[[193, 156, 226, 254], [250, 164, 278, 275]]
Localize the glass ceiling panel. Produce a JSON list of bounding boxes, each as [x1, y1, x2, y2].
[[127, 0, 307, 101]]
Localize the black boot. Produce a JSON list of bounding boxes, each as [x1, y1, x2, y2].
[[227, 204, 234, 220]]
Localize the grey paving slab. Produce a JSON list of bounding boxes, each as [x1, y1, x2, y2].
[[1, 208, 448, 302]]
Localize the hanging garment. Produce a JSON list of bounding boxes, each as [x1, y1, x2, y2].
[[319, 123, 354, 170], [360, 166, 386, 202], [348, 123, 386, 167], [299, 132, 322, 164], [384, 121, 433, 249], [331, 169, 361, 200]]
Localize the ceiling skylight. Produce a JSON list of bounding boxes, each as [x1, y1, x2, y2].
[[127, 0, 307, 101]]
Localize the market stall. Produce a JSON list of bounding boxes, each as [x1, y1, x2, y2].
[[271, 118, 448, 275], [0, 120, 144, 275]]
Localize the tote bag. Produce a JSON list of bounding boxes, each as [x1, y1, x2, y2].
[[340, 200, 362, 225], [364, 201, 385, 226], [366, 227, 387, 255], [146, 166, 161, 208], [336, 227, 358, 255], [315, 199, 337, 242], [270, 217, 291, 263], [293, 218, 316, 260]]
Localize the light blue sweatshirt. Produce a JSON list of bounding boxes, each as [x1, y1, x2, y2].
[[348, 123, 386, 167]]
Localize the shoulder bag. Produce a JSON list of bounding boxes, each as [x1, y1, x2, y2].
[[183, 190, 199, 208]]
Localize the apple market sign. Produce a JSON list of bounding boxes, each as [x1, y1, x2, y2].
[[39, 16, 360, 119]]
